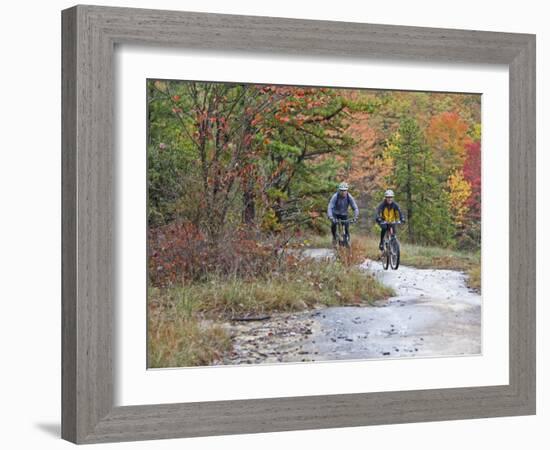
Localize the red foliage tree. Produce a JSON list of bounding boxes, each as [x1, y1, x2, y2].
[[426, 111, 472, 176]]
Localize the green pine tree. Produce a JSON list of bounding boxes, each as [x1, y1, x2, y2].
[[385, 117, 454, 247]]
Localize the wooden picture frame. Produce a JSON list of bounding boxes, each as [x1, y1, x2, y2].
[[61, 4, 536, 444]]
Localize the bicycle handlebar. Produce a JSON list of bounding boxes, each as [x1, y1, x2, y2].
[[380, 220, 402, 225], [333, 218, 357, 224]]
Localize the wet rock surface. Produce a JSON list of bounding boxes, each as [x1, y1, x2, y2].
[[219, 250, 481, 365], [220, 311, 322, 364]]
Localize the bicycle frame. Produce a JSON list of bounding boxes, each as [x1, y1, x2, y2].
[[388, 224, 396, 239], [382, 221, 400, 239], [334, 218, 355, 248]]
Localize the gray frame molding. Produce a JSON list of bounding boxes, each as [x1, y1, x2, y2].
[[61, 5, 536, 444]]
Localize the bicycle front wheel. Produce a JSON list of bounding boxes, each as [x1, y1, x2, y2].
[[390, 238, 400, 270], [382, 241, 390, 270], [343, 233, 351, 248]]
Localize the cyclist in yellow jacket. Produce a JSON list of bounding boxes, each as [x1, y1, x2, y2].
[[375, 189, 405, 251]]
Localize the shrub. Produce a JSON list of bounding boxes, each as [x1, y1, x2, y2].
[[148, 221, 296, 287]]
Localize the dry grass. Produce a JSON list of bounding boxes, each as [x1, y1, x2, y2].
[[147, 315, 232, 369], [304, 233, 480, 272], [466, 265, 481, 292], [150, 259, 394, 320], [147, 257, 394, 368], [397, 241, 479, 272]]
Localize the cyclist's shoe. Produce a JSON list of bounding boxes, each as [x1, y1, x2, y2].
[[379, 242, 384, 251]]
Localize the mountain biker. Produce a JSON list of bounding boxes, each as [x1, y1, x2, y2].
[[327, 182, 359, 246], [375, 189, 405, 251]]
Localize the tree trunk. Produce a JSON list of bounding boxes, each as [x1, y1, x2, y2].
[[242, 179, 256, 224], [406, 160, 413, 241]]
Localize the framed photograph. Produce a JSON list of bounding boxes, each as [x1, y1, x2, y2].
[[61, 4, 536, 444]]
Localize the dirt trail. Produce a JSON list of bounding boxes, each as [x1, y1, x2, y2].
[[220, 249, 481, 365]]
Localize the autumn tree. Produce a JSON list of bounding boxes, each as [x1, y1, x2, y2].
[[447, 170, 472, 230], [147, 81, 354, 235], [459, 140, 482, 249], [425, 111, 472, 179], [337, 90, 392, 225], [148, 81, 295, 233], [251, 85, 354, 230]]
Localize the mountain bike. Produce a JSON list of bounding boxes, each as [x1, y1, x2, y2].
[[334, 217, 356, 247], [333, 217, 356, 265], [380, 221, 401, 270]]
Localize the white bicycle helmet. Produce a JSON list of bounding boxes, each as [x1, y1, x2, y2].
[[384, 189, 395, 197], [338, 182, 349, 191]]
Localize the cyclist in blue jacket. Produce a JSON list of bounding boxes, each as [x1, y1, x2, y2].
[[327, 182, 359, 246]]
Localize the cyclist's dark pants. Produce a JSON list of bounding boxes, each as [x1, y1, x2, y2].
[[331, 214, 349, 240], [379, 223, 396, 245]]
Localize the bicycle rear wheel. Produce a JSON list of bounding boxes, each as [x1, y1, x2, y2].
[[390, 238, 400, 270]]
